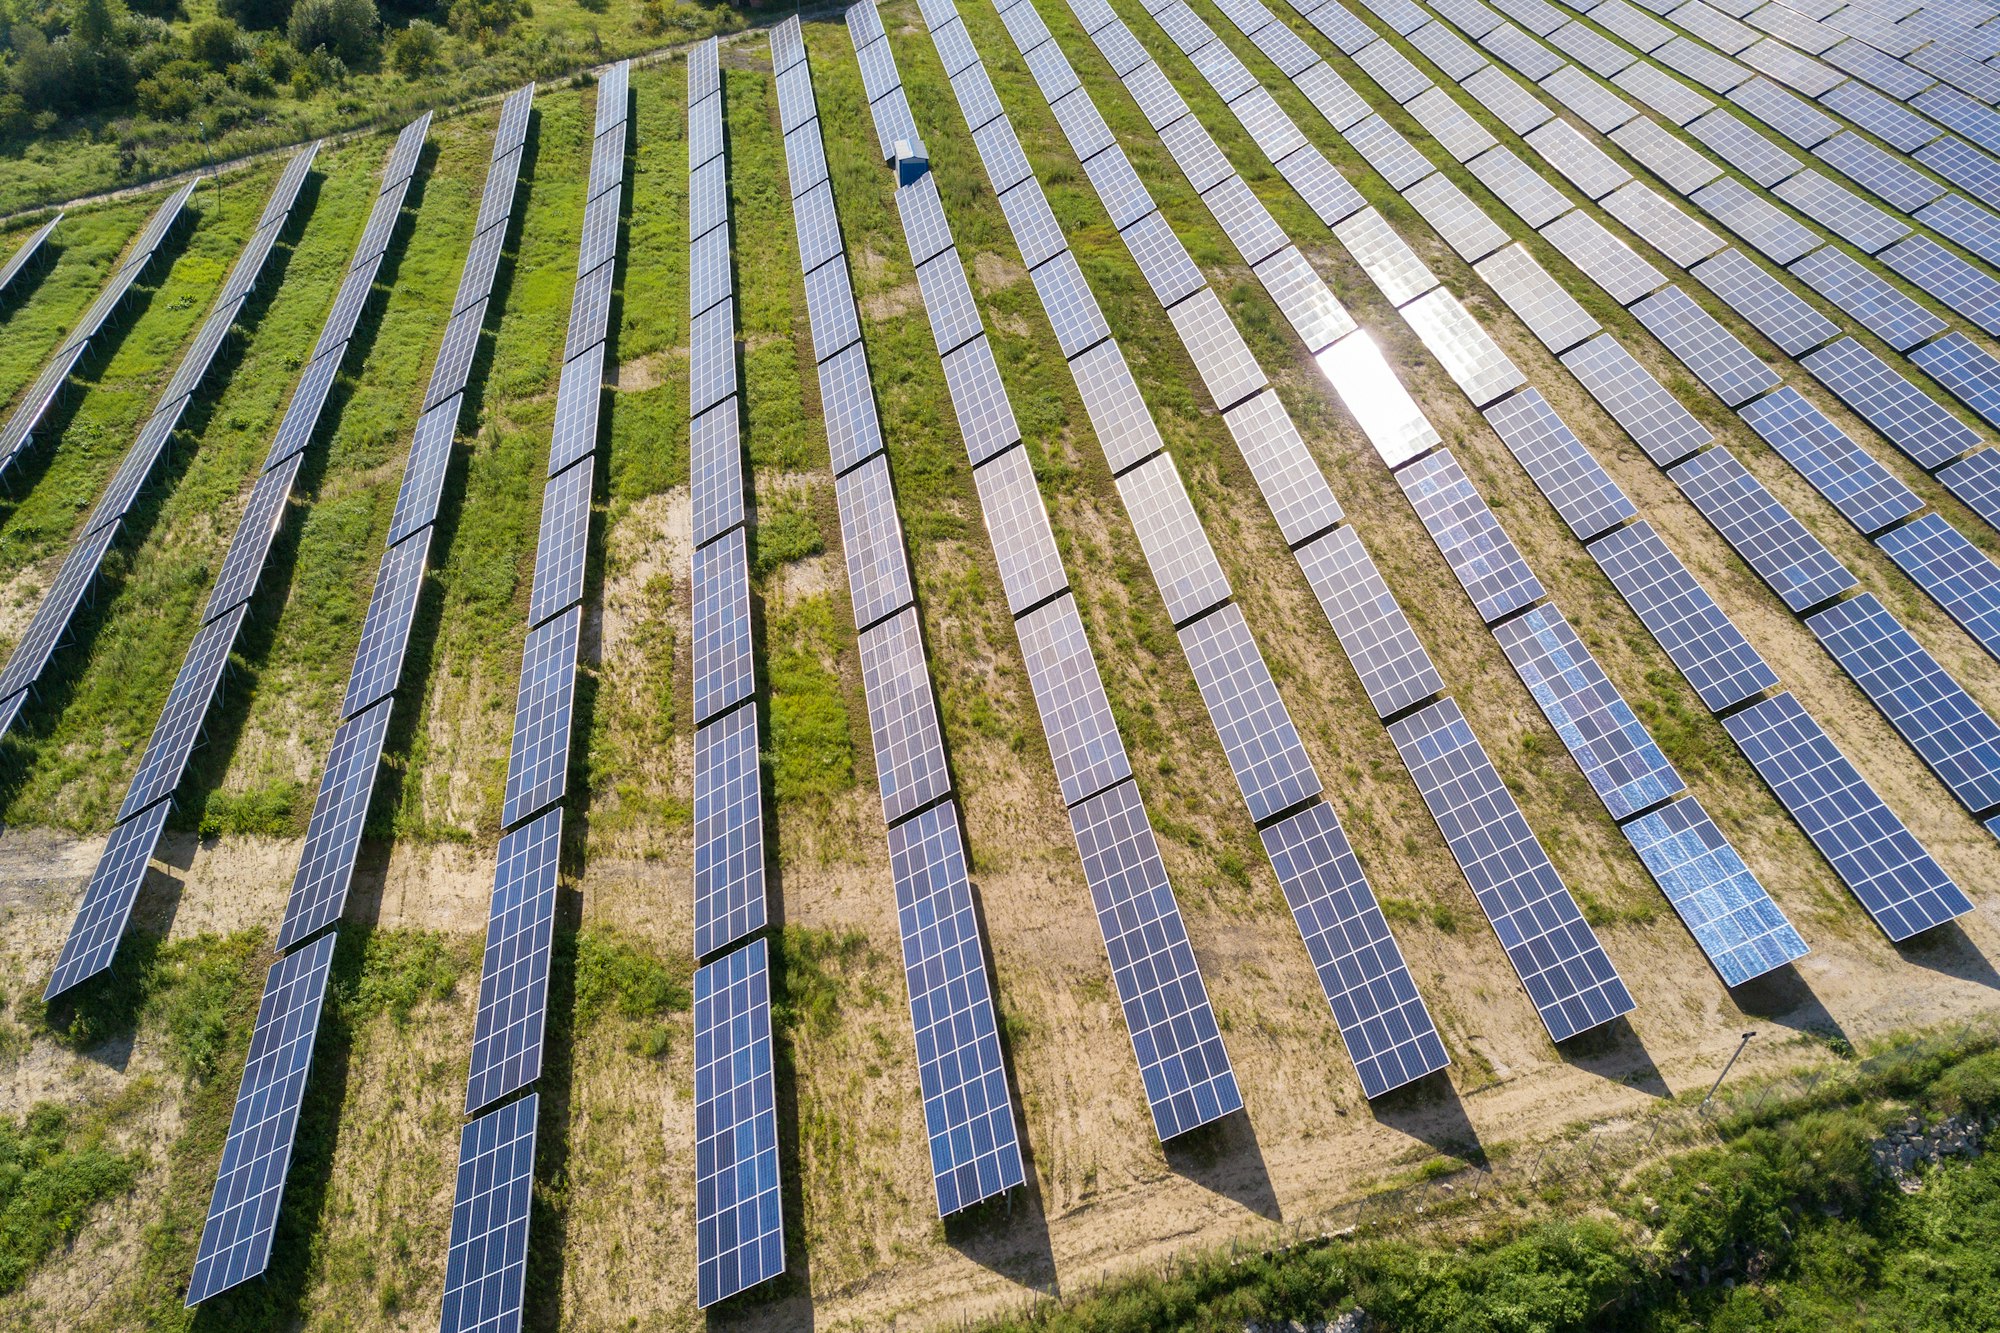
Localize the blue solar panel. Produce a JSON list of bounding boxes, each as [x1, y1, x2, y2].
[[0, 519, 119, 711], [857, 608, 952, 824], [1016, 593, 1134, 807], [1940, 449, 2000, 533], [886, 803, 1027, 1215], [1631, 286, 1779, 407], [464, 806, 562, 1114], [1494, 605, 1686, 819], [1069, 779, 1242, 1139], [1667, 446, 1858, 611], [1807, 592, 2000, 815], [1484, 388, 1637, 541], [186, 933, 336, 1305], [1295, 524, 1447, 719], [42, 797, 170, 999], [1561, 335, 1714, 466], [1587, 520, 1780, 710], [277, 697, 394, 951], [1789, 247, 1947, 351], [116, 604, 247, 820], [440, 1093, 538, 1333], [386, 396, 461, 546], [1387, 698, 1634, 1042], [1395, 449, 1546, 623], [1738, 387, 1922, 536], [1687, 248, 1839, 356], [694, 938, 785, 1306], [1623, 797, 1808, 986], [1910, 332, 2000, 431], [1259, 801, 1450, 1098], [1179, 604, 1323, 823], [694, 704, 766, 961], [1877, 514, 2000, 664], [692, 529, 754, 724], [1800, 338, 1980, 469], [501, 605, 581, 828], [1722, 691, 1973, 939]]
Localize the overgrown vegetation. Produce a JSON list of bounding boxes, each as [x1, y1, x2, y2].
[[973, 1031, 2000, 1333], [0, 1103, 142, 1295]]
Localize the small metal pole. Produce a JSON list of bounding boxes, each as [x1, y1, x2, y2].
[[1701, 1031, 1756, 1115]]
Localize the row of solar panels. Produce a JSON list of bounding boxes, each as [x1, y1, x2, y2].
[[0, 213, 60, 305], [858, 1, 1259, 1154], [1125, 0, 1821, 988], [437, 66, 628, 1333], [1223, 0, 1978, 936], [173, 93, 535, 1312], [933, 0, 1458, 1099], [1332, 0, 2000, 834], [1405, 0, 2000, 505], [682, 38, 790, 1312], [785, 17, 1036, 1246]]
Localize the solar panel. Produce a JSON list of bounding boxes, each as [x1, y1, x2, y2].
[[1027, 252, 1112, 358], [815, 343, 885, 477], [916, 250, 990, 359], [119, 604, 246, 819], [1183, 25, 1254, 95], [1688, 248, 1839, 355], [1823, 41, 1933, 99], [385, 395, 460, 545], [475, 148, 525, 235], [1562, 334, 1714, 463], [464, 806, 561, 1116], [971, 444, 1070, 616], [691, 401, 745, 550], [1495, 605, 1686, 817], [1014, 593, 1131, 804], [541, 344, 604, 478], [205, 454, 299, 620], [1158, 115, 1237, 196], [1396, 448, 1547, 620], [1318, 331, 1444, 467], [1386, 698, 1635, 1041], [1256, 800, 1449, 1096], [340, 533, 428, 729], [692, 936, 784, 1305], [1623, 796, 1808, 984], [1484, 20, 1569, 79], [1820, 79, 1940, 150], [1475, 244, 1602, 352], [693, 529, 754, 725], [1485, 387, 1638, 540], [1916, 87, 2000, 154], [801, 257, 862, 364], [1771, 171, 1909, 252], [1878, 512, 2000, 662], [276, 699, 393, 951], [1436, 0, 1507, 36], [1466, 146, 1575, 226], [1410, 17, 1496, 78], [1880, 234, 2000, 335], [1588, 518, 1781, 708], [1789, 246, 1947, 350], [1170, 288, 1269, 410], [1669, 445, 1858, 609], [1526, 118, 1635, 198], [950, 61, 1006, 135], [495, 83, 534, 153], [184, 932, 337, 1305], [1614, 57, 1720, 122], [1658, 34, 1753, 91], [1068, 778, 1243, 1138], [857, 608, 953, 824], [1295, 62, 1376, 133], [1910, 332, 2000, 430], [1799, 337, 1980, 467], [1332, 206, 1440, 306], [996, 178, 1066, 272], [1541, 64, 1641, 131], [1916, 194, 2000, 268], [1399, 287, 1525, 408], [42, 797, 170, 999], [1092, 13, 1155, 73], [1678, 1, 1760, 50], [1631, 285, 1780, 404], [88, 407, 181, 536], [440, 1094, 539, 1333], [1295, 521, 1445, 715], [1080, 136, 1159, 231], [1607, 117, 1723, 197], [1179, 604, 1323, 820], [1686, 108, 1805, 186], [1251, 246, 1358, 354], [828, 456, 912, 632], [1730, 75, 1841, 146], [1723, 691, 1973, 938], [1916, 137, 2000, 212], [771, 12, 807, 71], [527, 460, 592, 627], [0, 215, 59, 296], [1199, 175, 1290, 272], [501, 605, 580, 828], [881, 801, 1026, 1217], [1396, 176, 1504, 267], [938, 338, 1024, 468], [1812, 132, 1945, 212], [1739, 386, 1921, 534], [1540, 210, 1664, 308], [694, 704, 765, 963], [1691, 177, 1820, 261], [1550, 16, 1644, 73], [425, 299, 486, 411], [689, 296, 738, 417], [311, 262, 378, 361], [1405, 87, 1502, 162], [1807, 592, 2000, 813], [1057, 343, 1158, 479], [1348, 114, 1439, 190], [1249, 7, 1327, 75], [156, 299, 243, 411], [1356, 36, 1438, 102]]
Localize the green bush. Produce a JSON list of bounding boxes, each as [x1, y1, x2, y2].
[[287, 0, 377, 64], [218, 0, 293, 31], [188, 16, 245, 67], [386, 17, 443, 76], [0, 1105, 141, 1296]]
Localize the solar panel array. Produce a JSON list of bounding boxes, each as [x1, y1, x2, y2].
[[184, 98, 534, 1312], [779, 18, 1026, 1234], [0, 213, 59, 301], [41, 142, 324, 1004], [0, 182, 196, 483], [1211, 0, 1971, 943], [1058, 0, 1672, 1030], [441, 68, 623, 1330]]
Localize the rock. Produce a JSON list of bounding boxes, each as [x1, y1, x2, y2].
[[1329, 1313, 1371, 1333]]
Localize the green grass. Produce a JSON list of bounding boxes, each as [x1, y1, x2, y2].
[[0, 1103, 143, 1297]]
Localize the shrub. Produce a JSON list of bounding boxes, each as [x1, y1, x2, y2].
[[136, 66, 202, 120], [386, 17, 442, 75], [290, 45, 345, 95], [219, 0, 294, 30], [188, 15, 244, 67], [287, 0, 376, 64]]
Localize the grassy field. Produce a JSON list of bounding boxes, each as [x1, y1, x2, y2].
[[0, 4, 1988, 1330]]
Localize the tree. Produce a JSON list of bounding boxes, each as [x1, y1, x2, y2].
[[386, 16, 439, 74], [287, 0, 374, 65], [217, 0, 292, 31], [187, 16, 242, 68]]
